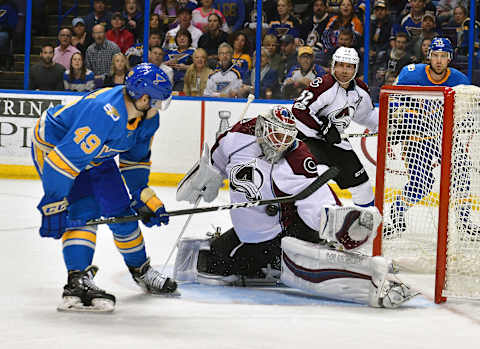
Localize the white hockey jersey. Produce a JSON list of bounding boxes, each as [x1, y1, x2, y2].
[[203, 65, 243, 97], [211, 118, 336, 244], [292, 74, 378, 150]]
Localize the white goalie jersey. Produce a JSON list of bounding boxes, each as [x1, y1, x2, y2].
[[211, 118, 337, 243]]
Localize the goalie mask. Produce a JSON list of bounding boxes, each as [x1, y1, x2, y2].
[[331, 47, 359, 85], [255, 106, 298, 163]]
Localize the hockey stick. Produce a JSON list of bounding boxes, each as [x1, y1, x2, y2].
[[239, 94, 255, 120], [85, 166, 339, 226], [341, 132, 378, 140]]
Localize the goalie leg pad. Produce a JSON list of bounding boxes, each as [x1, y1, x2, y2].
[[319, 205, 382, 250], [173, 237, 211, 282]]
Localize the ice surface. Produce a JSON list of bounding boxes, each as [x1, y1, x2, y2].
[[1, 179, 480, 349]]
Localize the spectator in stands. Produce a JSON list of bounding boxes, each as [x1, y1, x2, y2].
[[263, 34, 285, 81], [242, 5, 269, 48], [163, 8, 203, 50], [103, 52, 129, 86], [384, 70, 397, 85], [85, 24, 121, 82], [282, 46, 326, 99], [231, 32, 252, 83], [437, 0, 462, 26], [198, 13, 229, 68], [398, 0, 426, 45], [53, 27, 80, 70], [379, 32, 413, 79], [214, 0, 245, 32], [451, 9, 480, 57], [179, 0, 198, 11], [412, 12, 439, 60], [123, 0, 144, 41], [192, 0, 229, 33], [71, 17, 93, 57], [279, 34, 297, 79], [63, 52, 95, 92], [164, 29, 195, 91], [268, 0, 301, 39], [301, 0, 331, 55], [369, 0, 392, 68], [106, 12, 134, 54], [324, 0, 363, 50], [153, 0, 179, 31], [248, 47, 279, 99], [0, 0, 17, 71], [418, 37, 432, 64], [83, 0, 112, 36], [204, 42, 243, 97], [184, 47, 213, 96], [126, 31, 163, 67], [446, 4, 467, 28], [326, 0, 342, 15], [30, 44, 65, 91], [149, 13, 163, 34], [149, 45, 174, 83]]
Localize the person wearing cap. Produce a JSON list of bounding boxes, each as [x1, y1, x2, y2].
[[83, 0, 112, 35], [412, 12, 439, 60], [163, 8, 203, 50], [53, 27, 80, 70], [292, 46, 378, 208], [106, 12, 134, 54], [282, 46, 326, 99], [71, 17, 93, 57], [279, 34, 297, 79]]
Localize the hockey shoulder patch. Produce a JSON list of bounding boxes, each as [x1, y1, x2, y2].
[[230, 118, 257, 136], [285, 142, 318, 178]]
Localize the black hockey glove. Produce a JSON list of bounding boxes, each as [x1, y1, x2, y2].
[[317, 115, 341, 145]]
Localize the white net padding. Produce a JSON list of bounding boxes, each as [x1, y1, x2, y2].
[[378, 85, 480, 300]]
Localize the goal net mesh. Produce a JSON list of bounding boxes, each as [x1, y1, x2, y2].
[[379, 85, 480, 299]]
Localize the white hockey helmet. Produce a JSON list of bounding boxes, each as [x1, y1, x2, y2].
[[331, 46, 359, 84], [255, 105, 298, 163]]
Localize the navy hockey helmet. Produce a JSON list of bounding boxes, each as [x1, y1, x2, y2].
[[428, 37, 454, 59]]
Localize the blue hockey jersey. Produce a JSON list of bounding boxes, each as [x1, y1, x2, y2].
[[32, 86, 158, 202], [395, 63, 470, 87]]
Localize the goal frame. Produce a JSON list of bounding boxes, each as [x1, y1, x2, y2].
[[372, 85, 456, 304]]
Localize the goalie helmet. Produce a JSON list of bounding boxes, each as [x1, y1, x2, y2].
[[331, 46, 359, 84], [125, 63, 173, 110], [255, 105, 298, 163], [428, 37, 453, 59]]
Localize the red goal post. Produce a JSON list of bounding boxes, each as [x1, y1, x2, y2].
[[372, 84, 480, 304]]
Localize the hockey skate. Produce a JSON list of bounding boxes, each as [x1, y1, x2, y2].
[[369, 257, 419, 308], [128, 258, 179, 296], [57, 265, 116, 313]]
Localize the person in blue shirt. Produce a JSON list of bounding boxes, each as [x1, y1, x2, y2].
[[387, 38, 475, 238], [31, 63, 177, 312], [214, 0, 245, 32], [164, 29, 195, 91]]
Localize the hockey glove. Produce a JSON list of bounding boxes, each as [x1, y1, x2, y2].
[[317, 115, 341, 145], [37, 197, 69, 239], [131, 187, 169, 227]]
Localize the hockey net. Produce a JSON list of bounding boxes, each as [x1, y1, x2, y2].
[[373, 85, 480, 303]]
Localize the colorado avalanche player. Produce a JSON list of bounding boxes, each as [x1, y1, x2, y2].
[[292, 46, 378, 208], [172, 105, 418, 308], [31, 63, 177, 312]]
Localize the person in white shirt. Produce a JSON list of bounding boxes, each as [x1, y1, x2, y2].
[[163, 8, 203, 50]]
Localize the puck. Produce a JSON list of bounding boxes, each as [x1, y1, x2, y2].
[[265, 204, 279, 216]]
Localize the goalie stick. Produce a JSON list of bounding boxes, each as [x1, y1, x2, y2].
[[84, 166, 340, 226]]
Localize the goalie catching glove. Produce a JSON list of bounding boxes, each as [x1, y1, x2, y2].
[[177, 143, 224, 204], [131, 187, 169, 227]]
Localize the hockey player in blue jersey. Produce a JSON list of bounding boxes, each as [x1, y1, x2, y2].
[[387, 38, 475, 237], [31, 63, 177, 312]]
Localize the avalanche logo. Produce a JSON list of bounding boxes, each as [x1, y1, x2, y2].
[[229, 160, 264, 201], [328, 106, 355, 129]]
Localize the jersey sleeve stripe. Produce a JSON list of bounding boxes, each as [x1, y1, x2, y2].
[[33, 119, 55, 150], [45, 149, 80, 179]]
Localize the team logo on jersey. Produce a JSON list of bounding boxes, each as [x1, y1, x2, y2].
[[103, 104, 120, 121], [229, 160, 264, 201], [327, 106, 355, 129], [303, 157, 317, 174]]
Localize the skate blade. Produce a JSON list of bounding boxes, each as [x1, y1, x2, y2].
[[57, 296, 115, 313]]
